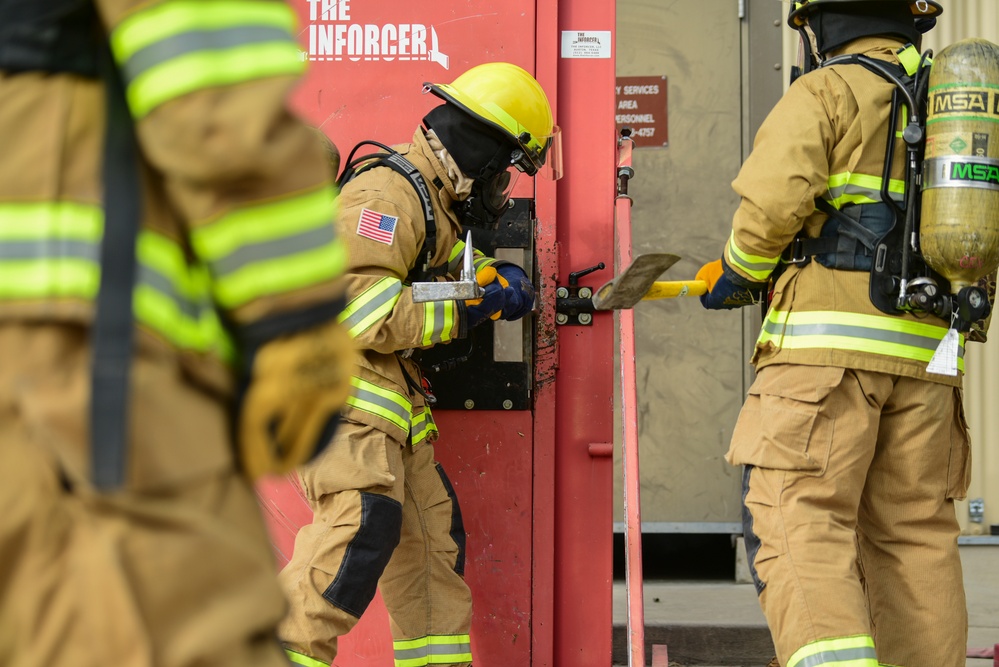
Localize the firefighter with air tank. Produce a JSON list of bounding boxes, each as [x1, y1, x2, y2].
[[696, 1, 999, 666]]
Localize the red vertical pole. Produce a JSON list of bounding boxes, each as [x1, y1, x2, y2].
[[615, 133, 646, 667]]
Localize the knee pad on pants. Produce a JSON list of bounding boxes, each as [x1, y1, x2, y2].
[[322, 492, 402, 617]]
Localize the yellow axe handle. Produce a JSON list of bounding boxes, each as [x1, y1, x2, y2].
[[642, 280, 708, 300]]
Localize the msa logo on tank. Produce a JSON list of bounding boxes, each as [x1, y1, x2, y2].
[[304, 0, 450, 68], [929, 87, 999, 117]]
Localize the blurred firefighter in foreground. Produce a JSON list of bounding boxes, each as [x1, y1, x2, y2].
[[0, 2, 353, 666], [696, 1, 992, 666], [278, 62, 560, 667]]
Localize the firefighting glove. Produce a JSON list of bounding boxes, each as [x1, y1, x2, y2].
[[464, 266, 508, 329], [696, 258, 766, 310], [495, 263, 535, 320], [239, 319, 355, 481]]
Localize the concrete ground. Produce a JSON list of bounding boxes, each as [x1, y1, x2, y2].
[[612, 544, 999, 667]]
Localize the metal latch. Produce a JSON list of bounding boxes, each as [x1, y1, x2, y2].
[[555, 263, 606, 326]]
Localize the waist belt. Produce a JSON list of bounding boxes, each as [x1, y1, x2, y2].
[[784, 200, 895, 272]]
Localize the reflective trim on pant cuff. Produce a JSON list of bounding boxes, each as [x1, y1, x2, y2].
[[787, 635, 877, 667], [393, 634, 473, 666], [285, 647, 329, 667]]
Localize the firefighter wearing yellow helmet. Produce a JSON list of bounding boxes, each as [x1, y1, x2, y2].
[[278, 62, 558, 667], [695, 2, 984, 666]]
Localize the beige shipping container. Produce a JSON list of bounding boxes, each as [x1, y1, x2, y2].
[[616, 0, 999, 539]]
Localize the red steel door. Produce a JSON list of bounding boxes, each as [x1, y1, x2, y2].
[[257, 1, 618, 665]]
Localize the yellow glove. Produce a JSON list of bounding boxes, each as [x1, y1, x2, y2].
[[239, 319, 355, 481], [695, 259, 725, 291], [465, 266, 509, 321]]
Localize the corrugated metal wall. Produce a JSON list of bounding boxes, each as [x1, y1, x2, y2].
[[781, 1, 999, 535]]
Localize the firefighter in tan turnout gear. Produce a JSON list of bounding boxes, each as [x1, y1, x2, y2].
[[0, 2, 353, 666], [696, 1, 988, 666], [278, 62, 559, 667]]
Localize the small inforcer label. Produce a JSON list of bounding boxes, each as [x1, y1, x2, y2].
[[561, 31, 612, 59]]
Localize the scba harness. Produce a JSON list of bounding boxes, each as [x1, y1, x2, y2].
[[783, 44, 990, 331], [337, 140, 447, 285]]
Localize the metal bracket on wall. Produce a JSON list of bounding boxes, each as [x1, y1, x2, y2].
[[555, 262, 607, 326], [415, 198, 534, 411]]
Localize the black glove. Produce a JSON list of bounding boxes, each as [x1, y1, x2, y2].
[[496, 263, 535, 320]]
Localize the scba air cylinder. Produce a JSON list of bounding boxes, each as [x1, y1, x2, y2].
[[921, 38, 999, 293]]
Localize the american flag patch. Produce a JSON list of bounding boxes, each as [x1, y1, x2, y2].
[[356, 208, 398, 245]]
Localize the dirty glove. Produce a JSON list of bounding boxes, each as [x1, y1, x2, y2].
[[464, 266, 508, 329], [495, 263, 535, 320], [239, 319, 355, 480], [696, 258, 766, 310]]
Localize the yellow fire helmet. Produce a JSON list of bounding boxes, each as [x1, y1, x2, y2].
[[788, 0, 942, 29], [424, 62, 561, 179]]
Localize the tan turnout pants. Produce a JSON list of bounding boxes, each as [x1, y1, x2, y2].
[[0, 324, 290, 667], [278, 419, 472, 667], [729, 364, 971, 667]]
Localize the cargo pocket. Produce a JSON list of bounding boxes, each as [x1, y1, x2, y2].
[[726, 365, 845, 475], [946, 388, 972, 500]]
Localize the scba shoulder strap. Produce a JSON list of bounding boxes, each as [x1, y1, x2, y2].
[[787, 46, 939, 315], [338, 141, 447, 284]]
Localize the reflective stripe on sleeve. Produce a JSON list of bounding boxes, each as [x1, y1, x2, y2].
[[339, 277, 403, 338], [393, 634, 473, 667], [189, 185, 346, 310], [725, 232, 779, 282], [421, 299, 457, 346], [758, 308, 965, 372], [110, 0, 304, 117]]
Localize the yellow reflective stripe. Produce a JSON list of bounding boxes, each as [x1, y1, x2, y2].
[[0, 260, 99, 299], [284, 648, 328, 667], [421, 299, 457, 347], [190, 186, 345, 309], [410, 406, 438, 444], [111, 1, 302, 117], [394, 634, 473, 667], [826, 172, 905, 209], [347, 376, 412, 432], [0, 201, 102, 241], [339, 277, 402, 337], [788, 635, 877, 667], [758, 309, 965, 372], [725, 232, 779, 282]]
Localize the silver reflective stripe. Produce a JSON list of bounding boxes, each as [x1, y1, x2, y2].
[[350, 381, 412, 429], [394, 638, 473, 663], [761, 318, 965, 358], [422, 299, 452, 346], [138, 264, 203, 321], [793, 646, 877, 667], [210, 225, 337, 278], [120, 26, 291, 83], [0, 239, 98, 262], [340, 278, 403, 337]]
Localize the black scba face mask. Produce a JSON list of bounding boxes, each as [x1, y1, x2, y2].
[[425, 104, 521, 229]]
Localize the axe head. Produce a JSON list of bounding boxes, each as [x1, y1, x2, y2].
[[592, 253, 681, 310]]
